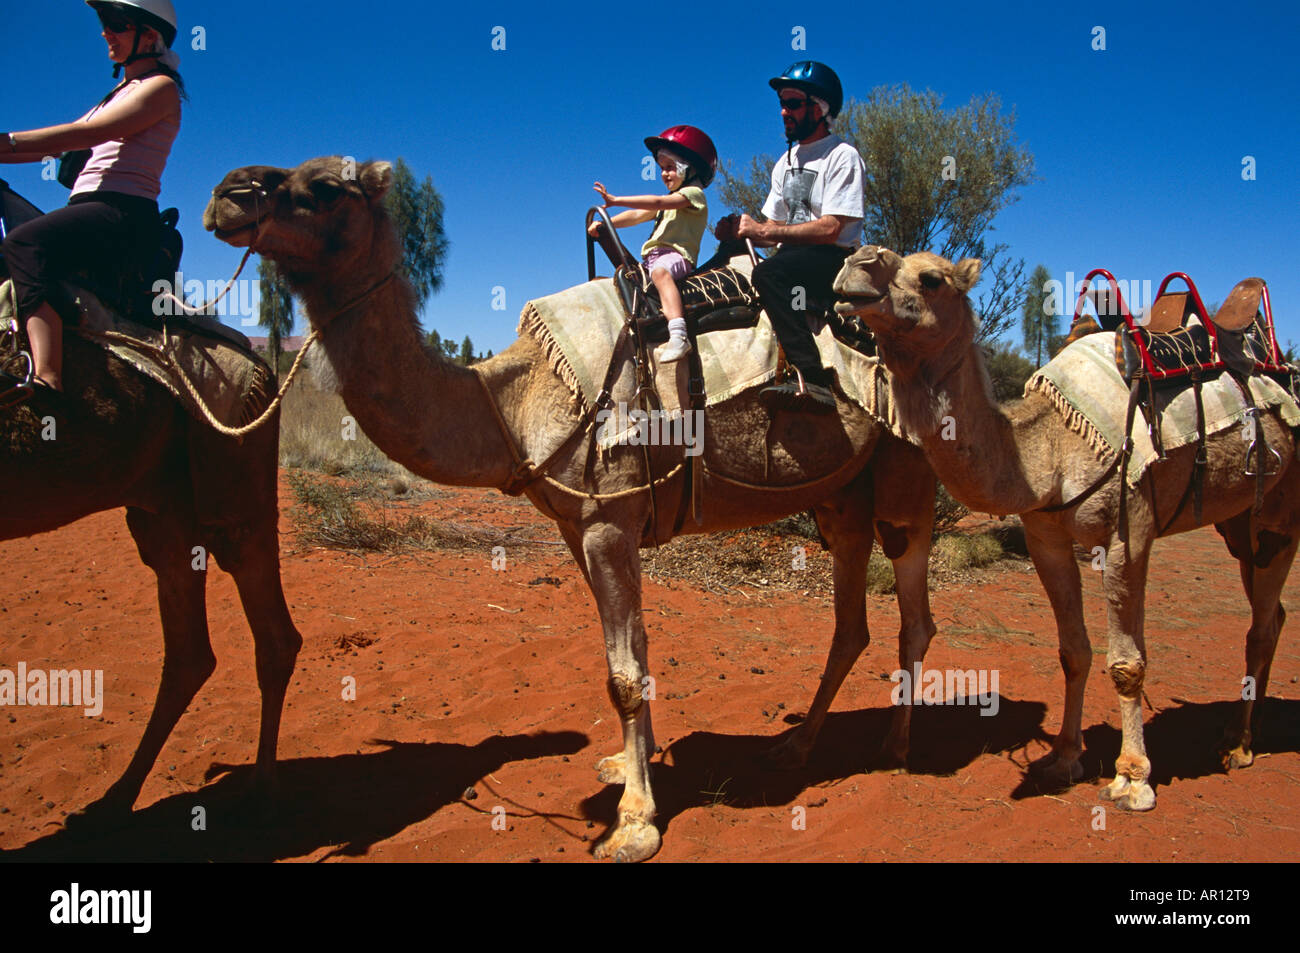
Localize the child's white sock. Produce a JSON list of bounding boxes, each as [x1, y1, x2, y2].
[[668, 317, 687, 340]]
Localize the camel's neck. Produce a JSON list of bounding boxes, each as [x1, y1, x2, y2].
[[298, 274, 516, 489], [892, 341, 1056, 515]]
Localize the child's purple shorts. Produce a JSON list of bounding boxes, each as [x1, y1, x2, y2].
[[643, 247, 692, 280]]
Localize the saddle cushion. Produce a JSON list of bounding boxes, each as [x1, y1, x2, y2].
[[633, 264, 876, 358]]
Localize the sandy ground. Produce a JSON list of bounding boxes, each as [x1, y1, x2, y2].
[[1, 475, 1297, 862]]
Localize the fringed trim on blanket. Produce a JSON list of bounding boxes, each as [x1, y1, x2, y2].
[[518, 303, 585, 409], [1026, 374, 1113, 462]]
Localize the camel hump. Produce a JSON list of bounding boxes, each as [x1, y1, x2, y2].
[[1213, 277, 1265, 332]]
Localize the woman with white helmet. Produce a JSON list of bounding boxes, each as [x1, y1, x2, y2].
[[1, 1, 183, 393]]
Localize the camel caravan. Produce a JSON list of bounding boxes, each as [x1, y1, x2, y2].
[[3, 40, 1299, 861]]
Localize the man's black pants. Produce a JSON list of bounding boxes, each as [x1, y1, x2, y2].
[[751, 243, 853, 388]]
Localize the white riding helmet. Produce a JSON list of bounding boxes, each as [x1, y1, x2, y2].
[[86, 0, 178, 48]]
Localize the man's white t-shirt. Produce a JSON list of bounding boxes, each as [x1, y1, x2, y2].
[[761, 133, 865, 248]]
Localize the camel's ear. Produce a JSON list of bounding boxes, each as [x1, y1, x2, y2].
[[953, 258, 981, 293], [359, 161, 394, 201]]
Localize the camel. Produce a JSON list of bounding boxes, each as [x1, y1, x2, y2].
[[833, 245, 1300, 811], [0, 321, 301, 825], [204, 156, 940, 863]]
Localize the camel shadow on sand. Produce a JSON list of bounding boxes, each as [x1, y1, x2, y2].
[[3, 731, 586, 862], [1011, 695, 1300, 800], [582, 695, 1050, 831]]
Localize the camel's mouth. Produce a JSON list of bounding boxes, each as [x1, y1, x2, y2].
[[211, 222, 258, 247], [834, 292, 886, 316]]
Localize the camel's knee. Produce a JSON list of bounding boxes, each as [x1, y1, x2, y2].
[[607, 672, 645, 720], [1107, 658, 1145, 697]]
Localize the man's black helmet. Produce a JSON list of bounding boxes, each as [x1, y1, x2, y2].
[[768, 61, 843, 119]]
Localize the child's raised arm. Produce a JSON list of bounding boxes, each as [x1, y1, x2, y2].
[[593, 181, 693, 213]]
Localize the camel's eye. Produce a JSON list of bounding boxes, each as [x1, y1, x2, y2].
[[920, 271, 945, 290], [310, 179, 344, 203]]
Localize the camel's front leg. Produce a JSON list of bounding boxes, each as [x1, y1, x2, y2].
[[766, 478, 875, 770], [1022, 514, 1090, 787], [880, 514, 937, 769], [1097, 534, 1156, 811], [580, 519, 661, 862]]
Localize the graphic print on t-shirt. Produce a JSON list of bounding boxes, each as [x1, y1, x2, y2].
[[782, 167, 818, 224]]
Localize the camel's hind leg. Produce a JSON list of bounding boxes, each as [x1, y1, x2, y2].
[[1022, 513, 1090, 787], [765, 473, 875, 770], [1097, 533, 1156, 811], [76, 504, 217, 822], [578, 515, 661, 863], [209, 519, 302, 799], [1217, 504, 1299, 769]]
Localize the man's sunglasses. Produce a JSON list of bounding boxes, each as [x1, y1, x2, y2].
[[97, 11, 137, 34], [779, 97, 810, 111]]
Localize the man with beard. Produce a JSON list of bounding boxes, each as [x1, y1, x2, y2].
[[716, 62, 865, 413]]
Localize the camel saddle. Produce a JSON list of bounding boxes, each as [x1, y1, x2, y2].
[[1, 276, 273, 431], [1064, 269, 1296, 529]]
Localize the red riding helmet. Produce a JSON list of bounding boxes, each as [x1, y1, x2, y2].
[[643, 125, 718, 187]]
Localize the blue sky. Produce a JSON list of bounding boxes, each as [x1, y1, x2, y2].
[[5, 0, 1298, 355]]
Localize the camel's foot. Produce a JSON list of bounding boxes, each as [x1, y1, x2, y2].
[[874, 733, 910, 773], [1098, 775, 1156, 812], [1027, 750, 1083, 789], [593, 816, 661, 863], [1222, 745, 1254, 770], [595, 752, 626, 786], [762, 734, 811, 771]]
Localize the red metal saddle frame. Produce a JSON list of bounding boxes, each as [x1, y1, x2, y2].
[[1071, 268, 1285, 382]]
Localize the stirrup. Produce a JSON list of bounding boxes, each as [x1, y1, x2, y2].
[[0, 351, 36, 410], [1243, 408, 1283, 476]]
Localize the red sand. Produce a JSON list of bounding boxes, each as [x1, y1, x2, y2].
[[1, 476, 1297, 861]]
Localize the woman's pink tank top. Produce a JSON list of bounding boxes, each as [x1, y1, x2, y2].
[[71, 76, 180, 201]]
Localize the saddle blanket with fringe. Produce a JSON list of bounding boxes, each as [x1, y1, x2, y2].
[[1027, 331, 1300, 487], [2, 278, 272, 431], [516, 276, 911, 451]]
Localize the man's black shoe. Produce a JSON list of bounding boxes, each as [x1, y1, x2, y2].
[[759, 377, 837, 414]]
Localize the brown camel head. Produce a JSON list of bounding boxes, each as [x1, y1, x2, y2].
[[204, 157, 397, 292], [833, 246, 982, 364]]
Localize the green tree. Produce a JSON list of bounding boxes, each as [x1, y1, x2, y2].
[[257, 258, 294, 382], [458, 335, 474, 366], [383, 157, 450, 313], [718, 84, 1036, 342], [1021, 264, 1059, 366]]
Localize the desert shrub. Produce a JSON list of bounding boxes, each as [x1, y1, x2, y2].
[[278, 381, 406, 475], [933, 484, 969, 534], [932, 533, 1003, 572]]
